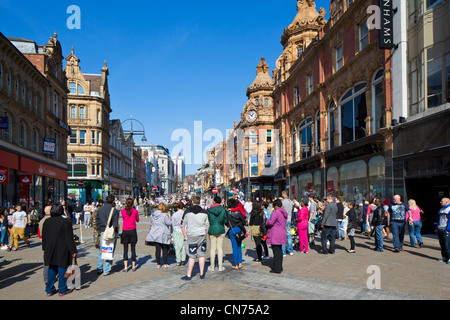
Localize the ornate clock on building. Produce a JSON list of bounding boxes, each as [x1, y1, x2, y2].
[[247, 110, 258, 122]]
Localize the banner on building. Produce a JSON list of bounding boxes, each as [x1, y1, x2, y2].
[[0, 167, 9, 184], [378, 0, 395, 49], [43, 138, 56, 155]]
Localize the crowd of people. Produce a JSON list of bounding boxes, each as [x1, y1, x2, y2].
[[1, 192, 449, 297]]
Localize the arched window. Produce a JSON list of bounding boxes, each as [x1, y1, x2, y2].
[[298, 118, 312, 159], [77, 84, 85, 95], [328, 101, 337, 149], [372, 70, 385, 133], [339, 83, 367, 145]]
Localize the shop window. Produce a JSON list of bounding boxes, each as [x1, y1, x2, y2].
[[298, 173, 313, 199], [326, 166, 339, 196], [339, 160, 367, 202], [313, 170, 322, 198], [368, 156, 385, 199]]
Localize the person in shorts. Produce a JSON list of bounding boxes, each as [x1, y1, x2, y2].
[[181, 196, 209, 281]]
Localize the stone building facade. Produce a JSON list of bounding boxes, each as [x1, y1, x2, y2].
[[65, 48, 112, 203], [0, 32, 69, 208]]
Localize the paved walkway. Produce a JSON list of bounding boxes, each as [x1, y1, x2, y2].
[[1, 211, 448, 300]]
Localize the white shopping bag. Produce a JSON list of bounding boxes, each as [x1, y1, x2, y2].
[[101, 239, 115, 260]]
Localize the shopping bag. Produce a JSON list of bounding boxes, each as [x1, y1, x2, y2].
[[101, 240, 115, 260], [65, 257, 81, 290]]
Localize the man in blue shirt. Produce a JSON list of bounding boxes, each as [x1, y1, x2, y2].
[[436, 198, 450, 263], [388, 195, 410, 252]]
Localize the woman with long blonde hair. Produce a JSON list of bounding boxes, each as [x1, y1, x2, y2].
[[407, 199, 424, 248]]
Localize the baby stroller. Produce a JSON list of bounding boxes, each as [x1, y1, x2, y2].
[[291, 226, 300, 252]]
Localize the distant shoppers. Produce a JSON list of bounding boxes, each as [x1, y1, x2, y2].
[[335, 197, 344, 240], [83, 201, 92, 228], [307, 196, 318, 247], [38, 205, 52, 285], [226, 198, 246, 270], [320, 196, 338, 254], [388, 195, 410, 253], [181, 196, 209, 280], [95, 195, 120, 276], [0, 208, 8, 249], [382, 200, 390, 239], [249, 202, 269, 261], [9, 205, 30, 251], [371, 199, 385, 252], [42, 204, 78, 297], [435, 197, 450, 263], [73, 201, 83, 225], [296, 201, 309, 254], [207, 196, 228, 271], [172, 201, 187, 266], [346, 201, 358, 253], [146, 203, 172, 270], [281, 191, 294, 256], [407, 199, 424, 248], [266, 199, 288, 274], [121, 198, 140, 272], [244, 198, 253, 220]]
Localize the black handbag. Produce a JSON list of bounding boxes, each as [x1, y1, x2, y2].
[[228, 214, 246, 242]]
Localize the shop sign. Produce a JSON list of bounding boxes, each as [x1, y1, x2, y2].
[[0, 167, 9, 184], [43, 138, 56, 155], [20, 174, 33, 184], [378, 0, 395, 49]]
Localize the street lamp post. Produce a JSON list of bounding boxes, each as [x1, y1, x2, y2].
[[119, 116, 148, 200]]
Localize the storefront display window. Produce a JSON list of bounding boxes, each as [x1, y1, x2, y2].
[[298, 173, 313, 199], [313, 170, 322, 198], [327, 167, 339, 196], [339, 160, 367, 202], [369, 156, 386, 199]]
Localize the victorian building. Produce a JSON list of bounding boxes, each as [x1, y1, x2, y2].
[[272, 0, 392, 203], [0, 32, 69, 208], [65, 48, 112, 204]]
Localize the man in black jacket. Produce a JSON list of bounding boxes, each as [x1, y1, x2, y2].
[[95, 195, 120, 276], [335, 198, 344, 240], [42, 204, 77, 296], [371, 198, 385, 252]]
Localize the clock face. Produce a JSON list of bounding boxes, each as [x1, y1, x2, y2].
[[247, 110, 258, 122]]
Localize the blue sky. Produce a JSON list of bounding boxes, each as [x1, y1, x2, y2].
[[0, 0, 329, 174]]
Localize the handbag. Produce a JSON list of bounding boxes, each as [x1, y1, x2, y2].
[[228, 217, 246, 242], [102, 208, 115, 242]]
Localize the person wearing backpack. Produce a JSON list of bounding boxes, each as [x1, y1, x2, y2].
[[206, 196, 228, 271]]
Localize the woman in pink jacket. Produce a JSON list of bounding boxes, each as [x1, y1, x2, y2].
[[266, 199, 287, 274], [121, 198, 140, 272], [296, 201, 309, 253]]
